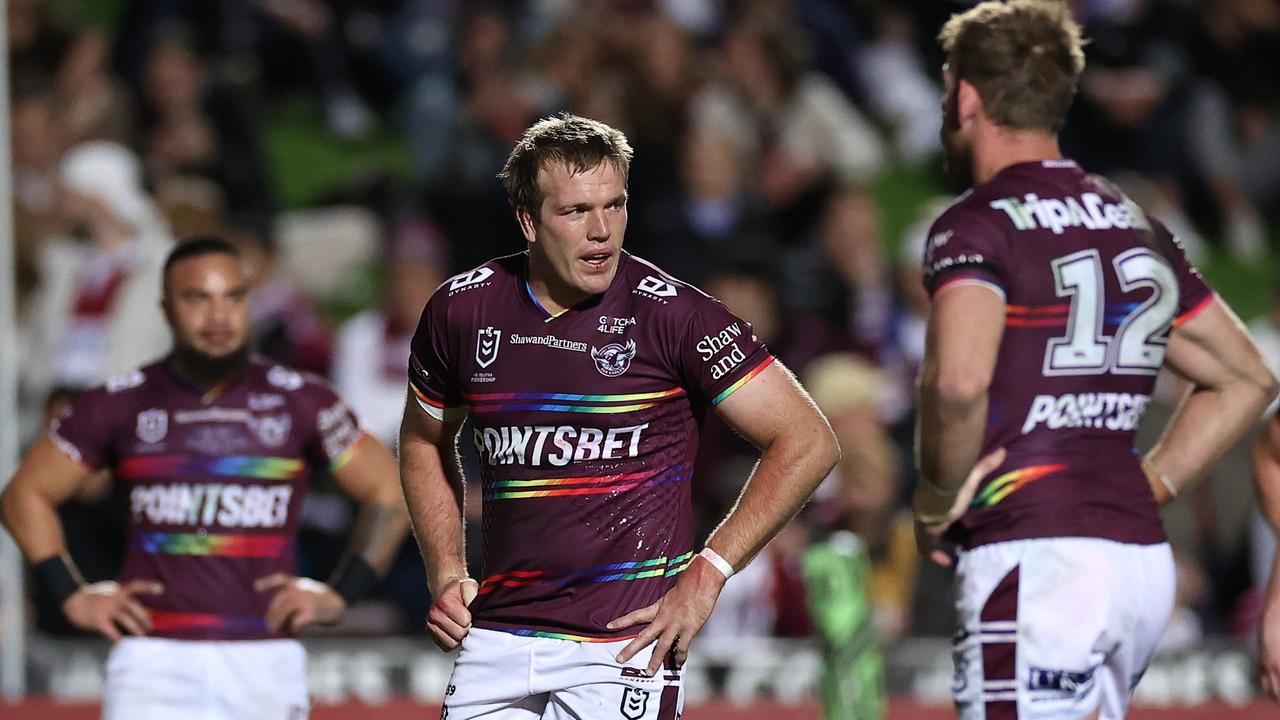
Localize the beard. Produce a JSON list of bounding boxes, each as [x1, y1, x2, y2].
[[941, 87, 975, 191], [169, 341, 252, 387]]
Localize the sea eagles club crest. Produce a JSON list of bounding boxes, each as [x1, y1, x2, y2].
[[476, 327, 502, 368], [591, 339, 636, 377]]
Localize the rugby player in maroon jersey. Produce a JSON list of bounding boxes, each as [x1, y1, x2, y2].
[[399, 114, 840, 719], [912, 2, 1276, 718], [1, 237, 409, 719]]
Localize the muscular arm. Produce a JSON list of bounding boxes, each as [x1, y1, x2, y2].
[[0, 437, 95, 569], [2, 437, 161, 639], [914, 284, 1005, 519], [1253, 416, 1280, 702], [329, 434, 412, 575], [398, 402, 468, 595], [703, 361, 841, 570], [612, 360, 839, 673], [1146, 297, 1278, 500]]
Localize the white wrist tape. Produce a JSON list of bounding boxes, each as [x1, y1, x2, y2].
[[698, 547, 735, 579]]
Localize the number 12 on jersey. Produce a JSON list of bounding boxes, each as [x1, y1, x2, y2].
[[1043, 248, 1179, 377]]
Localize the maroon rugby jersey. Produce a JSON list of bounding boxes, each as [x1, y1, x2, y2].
[[49, 356, 365, 640], [409, 251, 773, 641], [922, 159, 1213, 549]]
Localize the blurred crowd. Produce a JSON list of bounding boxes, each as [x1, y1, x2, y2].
[[10, 0, 1280, 658]]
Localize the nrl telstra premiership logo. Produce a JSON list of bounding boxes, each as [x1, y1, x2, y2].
[[476, 327, 502, 368]]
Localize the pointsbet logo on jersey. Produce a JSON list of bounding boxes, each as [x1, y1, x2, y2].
[[989, 193, 1151, 235], [476, 423, 648, 466], [1020, 392, 1150, 434]]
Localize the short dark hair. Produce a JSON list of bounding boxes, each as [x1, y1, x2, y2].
[[498, 113, 634, 221], [939, 0, 1086, 133], [163, 236, 241, 289]]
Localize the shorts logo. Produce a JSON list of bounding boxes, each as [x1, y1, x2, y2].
[[1028, 666, 1095, 698], [637, 275, 677, 297], [476, 327, 502, 368], [620, 687, 649, 720], [252, 414, 292, 448], [450, 267, 494, 291], [136, 409, 168, 444], [592, 339, 636, 377]]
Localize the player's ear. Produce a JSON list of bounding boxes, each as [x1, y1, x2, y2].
[[957, 79, 983, 126], [516, 207, 538, 245]]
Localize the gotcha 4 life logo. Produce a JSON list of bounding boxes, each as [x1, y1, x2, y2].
[[591, 339, 636, 377]]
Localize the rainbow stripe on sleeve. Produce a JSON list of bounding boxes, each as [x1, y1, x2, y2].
[[137, 531, 291, 558], [711, 356, 775, 406], [1173, 295, 1213, 327], [330, 433, 366, 471], [465, 387, 687, 415], [484, 466, 689, 500], [117, 455, 305, 481]]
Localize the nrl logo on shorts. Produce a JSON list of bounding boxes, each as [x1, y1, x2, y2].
[[476, 327, 502, 368], [135, 409, 168, 444], [591, 339, 636, 377], [619, 687, 649, 720], [252, 414, 293, 448]]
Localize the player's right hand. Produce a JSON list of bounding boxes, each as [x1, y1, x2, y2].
[[1259, 590, 1280, 704], [62, 579, 165, 641], [426, 577, 478, 651], [914, 447, 1006, 567]]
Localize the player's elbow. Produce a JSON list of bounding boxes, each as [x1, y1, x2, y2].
[[809, 423, 841, 477], [925, 365, 991, 409], [0, 481, 25, 534]]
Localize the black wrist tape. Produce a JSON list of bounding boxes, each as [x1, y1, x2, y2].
[[32, 555, 82, 609], [328, 555, 379, 606]]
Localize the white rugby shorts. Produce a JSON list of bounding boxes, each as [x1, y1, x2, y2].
[[951, 537, 1174, 720], [103, 637, 309, 720], [442, 627, 684, 720]]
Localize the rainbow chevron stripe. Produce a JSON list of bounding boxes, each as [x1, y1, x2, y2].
[[150, 610, 268, 633], [485, 467, 689, 500], [971, 464, 1068, 508], [136, 531, 290, 558], [711, 356, 775, 406], [117, 455, 304, 481], [478, 552, 694, 596], [465, 387, 687, 415]]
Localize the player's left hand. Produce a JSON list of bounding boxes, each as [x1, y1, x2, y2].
[[256, 573, 346, 635], [914, 447, 1006, 567], [606, 555, 726, 676], [1259, 591, 1280, 704]]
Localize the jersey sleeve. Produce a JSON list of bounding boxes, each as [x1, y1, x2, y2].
[[677, 296, 775, 406], [408, 289, 466, 421], [1150, 219, 1214, 326], [301, 380, 368, 471], [47, 388, 115, 470], [921, 206, 1009, 299]]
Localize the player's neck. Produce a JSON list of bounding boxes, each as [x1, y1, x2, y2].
[[167, 345, 252, 392], [972, 126, 1063, 186], [525, 252, 592, 316]]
